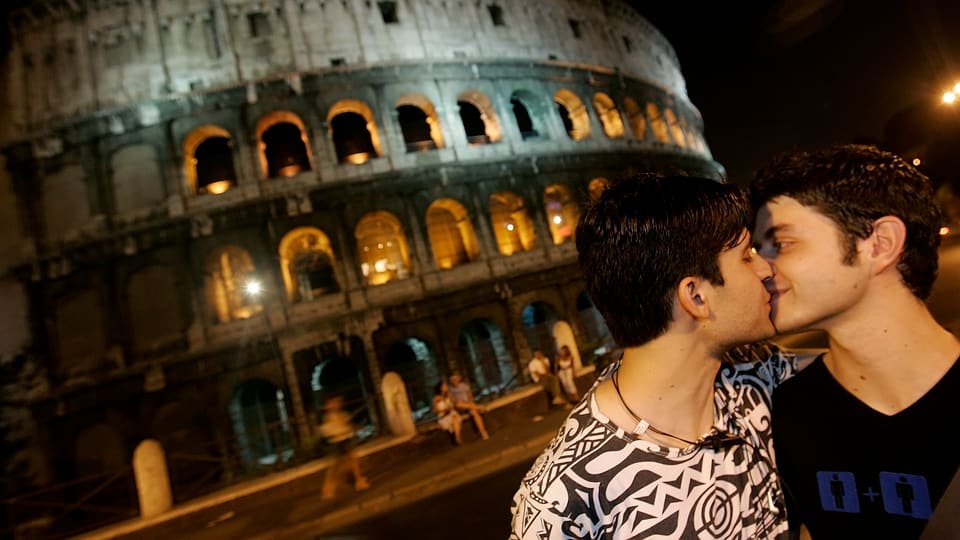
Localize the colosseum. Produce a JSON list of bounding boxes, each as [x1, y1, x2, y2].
[[0, 0, 722, 531]]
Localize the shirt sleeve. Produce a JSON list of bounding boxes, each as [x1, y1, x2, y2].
[[727, 341, 799, 391]]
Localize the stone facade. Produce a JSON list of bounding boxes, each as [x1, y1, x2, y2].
[[0, 0, 722, 520]]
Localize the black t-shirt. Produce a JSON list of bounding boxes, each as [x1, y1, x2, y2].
[[773, 356, 960, 539]]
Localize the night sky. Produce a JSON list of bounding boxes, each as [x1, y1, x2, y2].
[[634, 0, 960, 185]]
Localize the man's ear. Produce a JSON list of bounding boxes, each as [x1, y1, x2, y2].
[[867, 216, 906, 274], [677, 277, 710, 319]]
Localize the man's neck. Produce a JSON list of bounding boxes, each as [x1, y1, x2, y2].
[[822, 285, 959, 415], [595, 332, 720, 444]]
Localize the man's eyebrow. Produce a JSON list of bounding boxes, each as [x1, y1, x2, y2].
[[760, 224, 791, 238]]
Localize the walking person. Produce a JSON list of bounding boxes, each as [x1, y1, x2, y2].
[[317, 395, 370, 499]]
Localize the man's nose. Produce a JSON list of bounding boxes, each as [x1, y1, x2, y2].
[[753, 255, 774, 280]]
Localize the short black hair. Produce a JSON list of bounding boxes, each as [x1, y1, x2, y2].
[[576, 174, 750, 347], [751, 144, 941, 299]]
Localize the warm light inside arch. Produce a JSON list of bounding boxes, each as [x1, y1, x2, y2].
[[396, 93, 446, 149], [327, 99, 384, 161], [183, 125, 233, 195], [255, 110, 315, 178], [457, 90, 502, 144], [426, 198, 480, 269], [489, 191, 536, 255], [623, 97, 646, 140], [593, 92, 625, 139], [355, 211, 411, 285], [544, 184, 580, 245], [278, 227, 337, 302], [555, 89, 591, 141]]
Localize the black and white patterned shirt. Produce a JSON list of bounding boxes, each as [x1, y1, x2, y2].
[[510, 349, 797, 539]]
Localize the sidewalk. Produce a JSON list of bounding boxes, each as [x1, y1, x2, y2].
[[74, 385, 574, 540]]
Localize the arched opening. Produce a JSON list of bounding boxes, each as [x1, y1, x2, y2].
[[544, 184, 579, 245], [183, 125, 237, 195], [489, 191, 536, 255], [458, 101, 488, 145], [426, 198, 480, 269], [308, 345, 375, 440], [385, 337, 442, 421], [457, 90, 502, 145], [228, 380, 293, 467], [576, 291, 616, 361], [328, 99, 383, 165], [396, 94, 445, 152], [510, 90, 544, 140], [622, 97, 646, 140], [588, 177, 610, 201], [522, 301, 560, 361], [458, 319, 515, 396], [646, 102, 672, 144], [355, 211, 411, 285], [204, 245, 262, 323], [593, 92, 625, 139], [554, 89, 590, 141], [664, 108, 686, 148], [256, 111, 313, 179], [74, 424, 126, 477], [128, 265, 185, 355], [278, 227, 339, 302]]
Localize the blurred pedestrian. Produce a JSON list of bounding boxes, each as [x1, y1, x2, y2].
[[317, 395, 369, 499]]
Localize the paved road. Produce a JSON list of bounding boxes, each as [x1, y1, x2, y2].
[[317, 459, 533, 540]]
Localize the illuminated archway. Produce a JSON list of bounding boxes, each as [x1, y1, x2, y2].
[[664, 108, 686, 148], [355, 211, 411, 285], [396, 93, 445, 152], [204, 245, 262, 323], [183, 125, 237, 195], [623, 97, 646, 139], [588, 177, 610, 201], [255, 111, 314, 178], [426, 198, 480, 269], [544, 184, 579, 245], [646, 103, 671, 144], [489, 191, 536, 255], [593, 92, 624, 139], [327, 99, 383, 164], [554, 89, 591, 141], [278, 227, 339, 302], [457, 90, 502, 145]]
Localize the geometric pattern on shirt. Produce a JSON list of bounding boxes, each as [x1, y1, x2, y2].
[[510, 350, 797, 539]]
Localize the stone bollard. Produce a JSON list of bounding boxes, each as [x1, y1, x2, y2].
[[381, 371, 416, 436], [133, 439, 173, 518]]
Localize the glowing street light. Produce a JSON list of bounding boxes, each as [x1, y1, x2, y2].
[[943, 92, 956, 104], [244, 279, 263, 297], [912, 158, 921, 167]]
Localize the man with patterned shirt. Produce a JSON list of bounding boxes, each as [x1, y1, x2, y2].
[[511, 175, 809, 539]]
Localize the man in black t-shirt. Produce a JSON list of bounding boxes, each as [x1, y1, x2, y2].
[[751, 145, 960, 539]]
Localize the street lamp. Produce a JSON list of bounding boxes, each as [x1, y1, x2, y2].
[[243, 277, 301, 460]]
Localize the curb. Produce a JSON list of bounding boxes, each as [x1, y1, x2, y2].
[[265, 431, 557, 539]]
